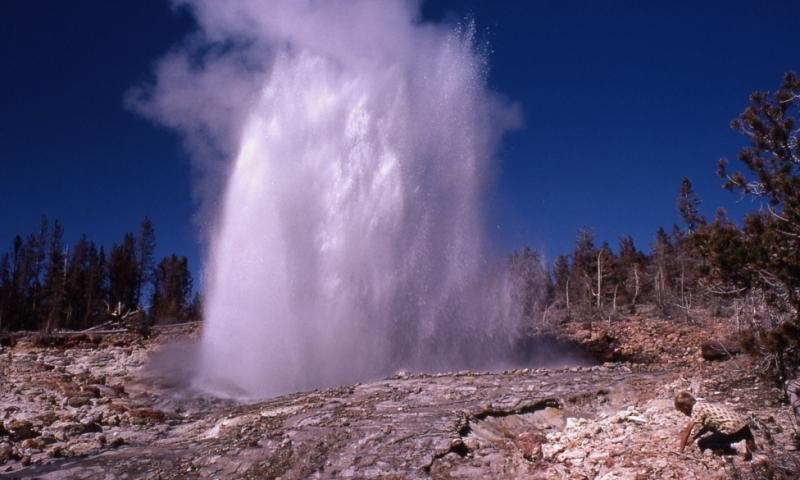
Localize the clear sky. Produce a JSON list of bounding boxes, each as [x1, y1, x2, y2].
[[2, 0, 799, 278]]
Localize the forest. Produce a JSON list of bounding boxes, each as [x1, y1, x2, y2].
[[1, 72, 798, 383], [0, 216, 199, 332], [512, 72, 800, 383]]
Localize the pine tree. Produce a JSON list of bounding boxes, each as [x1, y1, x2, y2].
[[7, 235, 24, 330], [109, 233, 138, 314], [705, 72, 800, 385], [508, 247, 548, 324], [42, 220, 65, 332], [150, 254, 193, 323], [552, 255, 571, 312], [187, 292, 203, 321], [650, 227, 674, 315], [63, 235, 91, 330], [0, 253, 10, 331], [617, 235, 645, 312], [570, 229, 598, 321], [694, 208, 750, 296], [677, 178, 704, 233], [85, 243, 108, 327], [671, 224, 701, 321], [135, 217, 156, 307], [717, 71, 800, 319]]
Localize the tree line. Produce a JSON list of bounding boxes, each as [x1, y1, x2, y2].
[[0, 216, 199, 332], [510, 71, 800, 382]]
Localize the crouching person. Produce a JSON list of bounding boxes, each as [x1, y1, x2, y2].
[[674, 391, 757, 460]]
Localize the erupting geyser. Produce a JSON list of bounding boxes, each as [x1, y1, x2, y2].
[[136, 0, 523, 397]]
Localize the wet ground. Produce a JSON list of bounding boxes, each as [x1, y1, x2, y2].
[[1, 316, 798, 479]]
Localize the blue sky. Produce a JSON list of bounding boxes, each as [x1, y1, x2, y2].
[[1, 0, 799, 277]]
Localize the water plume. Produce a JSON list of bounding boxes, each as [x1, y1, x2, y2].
[[133, 0, 523, 398]]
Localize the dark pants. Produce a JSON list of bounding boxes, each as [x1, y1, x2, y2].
[[697, 426, 757, 457]]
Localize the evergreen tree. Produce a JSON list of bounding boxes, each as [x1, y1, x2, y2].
[[694, 208, 750, 296], [650, 227, 674, 315], [717, 71, 800, 319], [596, 241, 616, 312], [20, 233, 46, 328], [42, 220, 65, 331], [677, 178, 704, 233], [0, 253, 10, 331], [0, 218, 186, 332], [63, 235, 91, 330], [136, 217, 156, 307], [109, 233, 138, 313], [508, 247, 548, 324], [187, 291, 203, 322], [150, 254, 193, 323], [85, 243, 108, 327], [617, 235, 645, 312], [552, 255, 571, 311], [570, 229, 598, 320], [6, 235, 24, 330], [671, 224, 701, 321]]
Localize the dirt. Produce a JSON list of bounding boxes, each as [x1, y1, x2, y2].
[[0, 311, 798, 479]]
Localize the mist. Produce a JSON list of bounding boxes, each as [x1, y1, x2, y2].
[[132, 0, 524, 398]]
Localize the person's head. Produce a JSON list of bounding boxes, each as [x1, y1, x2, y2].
[[674, 391, 696, 416]]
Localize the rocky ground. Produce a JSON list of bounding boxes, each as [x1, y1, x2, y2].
[[0, 310, 798, 479]]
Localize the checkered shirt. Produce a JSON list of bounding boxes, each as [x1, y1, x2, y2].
[[691, 401, 748, 435], [788, 377, 800, 417]]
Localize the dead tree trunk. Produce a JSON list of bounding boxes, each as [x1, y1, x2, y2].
[[610, 284, 619, 324], [596, 251, 603, 310]]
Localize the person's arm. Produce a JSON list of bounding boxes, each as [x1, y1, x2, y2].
[[690, 425, 709, 442], [678, 421, 696, 452]]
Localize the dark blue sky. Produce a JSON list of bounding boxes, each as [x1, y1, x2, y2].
[[2, 1, 799, 277]]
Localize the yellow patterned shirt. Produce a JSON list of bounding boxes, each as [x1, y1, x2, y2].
[[788, 378, 800, 417], [691, 401, 748, 435]]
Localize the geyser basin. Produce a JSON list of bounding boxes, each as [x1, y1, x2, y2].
[[140, 0, 522, 398]]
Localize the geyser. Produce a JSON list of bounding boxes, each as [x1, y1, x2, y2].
[[137, 0, 522, 398]]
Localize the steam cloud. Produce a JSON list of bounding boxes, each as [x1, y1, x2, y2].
[[133, 0, 523, 398]]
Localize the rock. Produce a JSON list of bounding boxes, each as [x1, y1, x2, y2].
[[575, 329, 592, 341], [81, 385, 101, 398], [0, 443, 12, 465], [1, 317, 798, 479], [66, 395, 91, 407], [531, 407, 566, 430], [95, 385, 120, 398], [125, 408, 166, 426], [19, 438, 44, 451], [57, 381, 81, 395], [516, 432, 545, 460], [6, 419, 38, 441], [700, 341, 740, 361], [50, 420, 99, 440], [48, 445, 64, 458], [109, 436, 125, 448], [36, 412, 59, 426]]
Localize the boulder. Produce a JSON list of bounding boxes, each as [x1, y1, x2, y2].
[[66, 395, 92, 408], [6, 419, 38, 442], [700, 341, 740, 361], [81, 385, 101, 398], [516, 431, 546, 461], [0, 442, 12, 465]]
